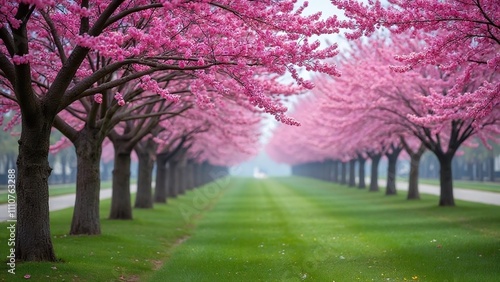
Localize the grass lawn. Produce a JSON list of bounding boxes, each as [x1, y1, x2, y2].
[[1, 177, 499, 281], [153, 177, 500, 282], [0, 181, 116, 204], [0, 179, 228, 281]]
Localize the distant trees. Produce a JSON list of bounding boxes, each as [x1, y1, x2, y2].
[[267, 30, 499, 206]]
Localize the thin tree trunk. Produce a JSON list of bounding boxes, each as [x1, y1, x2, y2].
[[71, 131, 102, 235], [340, 162, 347, 185], [185, 161, 195, 190], [109, 144, 133, 220], [467, 162, 474, 181], [369, 154, 381, 192], [331, 160, 338, 182], [168, 161, 179, 198], [348, 159, 356, 187], [358, 155, 366, 189], [489, 157, 495, 182], [154, 154, 168, 203], [15, 118, 57, 261], [177, 163, 186, 195], [476, 161, 483, 182]]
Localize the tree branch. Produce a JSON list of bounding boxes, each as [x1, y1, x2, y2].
[[40, 11, 67, 64]]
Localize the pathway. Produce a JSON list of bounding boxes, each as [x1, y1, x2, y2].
[[379, 179, 500, 206], [0, 184, 137, 222]]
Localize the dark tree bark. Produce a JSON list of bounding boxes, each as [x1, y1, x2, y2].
[[385, 144, 403, 195], [185, 160, 195, 190], [401, 140, 426, 200], [193, 162, 201, 187], [168, 160, 179, 198], [348, 159, 356, 187], [357, 154, 366, 189], [15, 117, 57, 261], [154, 154, 169, 203], [476, 161, 484, 182], [109, 141, 133, 220], [437, 154, 455, 206], [368, 153, 381, 192], [70, 129, 103, 235], [134, 139, 157, 209], [331, 160, 339, 183], [176, 162, 187, 195], [407, 153, 422, 200], [488, 157, 495, 182], [414, 120, 474, 206], [340, 161, 347, 185]]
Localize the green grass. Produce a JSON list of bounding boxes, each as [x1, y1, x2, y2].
[[153, 177, 500, 282], [0, 179, 228, 281], [0, 181, 119, 204], [1, 177, 499, 281]]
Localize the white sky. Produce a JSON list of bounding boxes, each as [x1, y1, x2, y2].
[[260, 0, 346, 143]]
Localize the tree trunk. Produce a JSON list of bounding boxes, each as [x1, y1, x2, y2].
[[407, 154, 421, 200], [467, 162, 474, 181], [358, 156, 366, 189], [71, 130, 103, 235], [340, 162, 347, 185], [185, 161, 195, 190], [437, 154, 455, 206], [154, 154, 168, 203], [348, 159, 356, 187], [168, 161, 179, 198], [385, 147, 402, 195], [177, 163, 186, 195], [331, 160, 338, 182], [134, 150, 154, 209], [369, 154, 381, 192], [134, 138, 157, 209], [15, 117, 57, 261], [109, 145, 133, 220], [476, 161, 483, 182], [488, 157, 495, 182]]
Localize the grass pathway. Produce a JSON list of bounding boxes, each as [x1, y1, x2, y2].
[[153, 177, 500, 282]]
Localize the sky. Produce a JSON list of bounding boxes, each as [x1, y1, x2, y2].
[[231, 0, 344, 177]]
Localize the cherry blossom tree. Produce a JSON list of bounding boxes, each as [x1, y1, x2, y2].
[[269, 30, 498, 206], [315, 33, 499, 205], [0, 0, 343, 261], [330, 0, 499, 127]]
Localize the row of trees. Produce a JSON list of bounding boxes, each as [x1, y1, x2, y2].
[[268, 0, 499, 205], [0, 0, 344, 262], [0, 0, 497, 263]]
